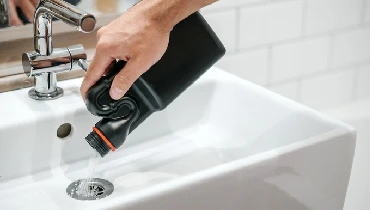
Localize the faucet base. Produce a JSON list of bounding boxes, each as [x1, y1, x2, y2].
[[28, 87, 64, 101]]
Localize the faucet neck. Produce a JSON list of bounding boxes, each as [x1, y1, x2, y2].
[[34, 8, 53, 56], [33, 0, 96, 56]]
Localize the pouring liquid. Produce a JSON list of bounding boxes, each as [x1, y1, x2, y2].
[[76, 151, 101, 197]]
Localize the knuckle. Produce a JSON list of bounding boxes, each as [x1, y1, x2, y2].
[[96, 39, 111, 51], [96, 27, 105, 39]]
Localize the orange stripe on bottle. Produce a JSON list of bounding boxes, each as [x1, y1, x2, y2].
[[93, 127, 116, 152]]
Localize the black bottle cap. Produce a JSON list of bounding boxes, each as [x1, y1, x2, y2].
[[85, 130, 110, 157]]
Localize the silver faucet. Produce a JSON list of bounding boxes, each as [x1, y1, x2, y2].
[[0, 0, 10, 28], [22, 0, 96, 100]]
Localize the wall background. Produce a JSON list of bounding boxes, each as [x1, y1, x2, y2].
[[201, 2, 370, 210], [200, 0, 370, 111]]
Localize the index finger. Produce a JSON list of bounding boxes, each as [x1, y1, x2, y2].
[[80, 51, 114, 100]]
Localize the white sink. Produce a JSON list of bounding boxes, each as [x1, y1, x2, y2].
[[0, 67, 356, 210]]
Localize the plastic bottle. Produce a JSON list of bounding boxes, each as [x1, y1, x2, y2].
[[84, 12, 225, 157]]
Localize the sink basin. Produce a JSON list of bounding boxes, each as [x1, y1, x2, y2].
[[0, 67, 356, 210]]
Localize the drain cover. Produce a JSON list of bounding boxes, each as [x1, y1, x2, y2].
[[66, 178, 114, 201]]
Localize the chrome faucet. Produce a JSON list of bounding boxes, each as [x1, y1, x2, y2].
[[0, 0, 10, 28], [22, 0, 96, 100]]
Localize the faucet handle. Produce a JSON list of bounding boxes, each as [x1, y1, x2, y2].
[[77, 59, 89, 72], [23, 44, 87, 77], [68, 44, 88, 68]]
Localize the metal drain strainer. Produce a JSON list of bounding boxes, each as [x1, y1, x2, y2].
[[66, 178, 114, 201]]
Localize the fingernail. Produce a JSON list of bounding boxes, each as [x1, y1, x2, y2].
[[110, 87, 124, 100]]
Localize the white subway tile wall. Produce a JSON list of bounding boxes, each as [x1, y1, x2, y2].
[[300, 70, 355, 109], [201, 0, 370, 110], [202, 0, 264, 11], [366, 0, 370, 22], [271, 37, 329, 83], [305, 0, 362, 35], [239, 1, 303, 48], [215, 49, 269, 85], [331, 28, 370, 68], [270, 81, 300, 101], [356, 66, 370, 99]]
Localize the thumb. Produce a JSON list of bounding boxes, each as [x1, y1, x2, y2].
[[80, 51, 114, 100], [110, 59, 143, 100]]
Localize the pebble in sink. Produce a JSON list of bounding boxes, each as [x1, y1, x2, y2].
[[0, 67, 356, 210]]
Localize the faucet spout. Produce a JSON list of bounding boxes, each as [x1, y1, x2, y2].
[[34, 0, 96, 55]]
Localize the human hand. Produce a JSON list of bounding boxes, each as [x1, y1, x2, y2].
[[8, 0, 39, 26], [80, 0, 218, 101], [80, 3, 171, 100]]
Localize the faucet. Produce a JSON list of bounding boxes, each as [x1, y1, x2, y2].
[[22, 0, 96, 100], [0, 0, 10, 28]]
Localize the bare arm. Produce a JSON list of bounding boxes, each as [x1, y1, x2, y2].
[[80, 0, 218, 100]]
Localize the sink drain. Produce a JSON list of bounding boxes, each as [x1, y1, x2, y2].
[[66, 178, 114, 201]]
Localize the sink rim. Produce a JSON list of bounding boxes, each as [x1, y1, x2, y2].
[[0, 66, 355, 130]]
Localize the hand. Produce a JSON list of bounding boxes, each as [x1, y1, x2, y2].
[[80, 3, 171, 100], [8, 0, 39, 26], [80, 0, 218, 101]]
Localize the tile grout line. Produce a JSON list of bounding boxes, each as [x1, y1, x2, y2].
[[201, 0, 298, 14], [360, 0, 368, 25], [266, 45, 273, 86], [326, 33, 335, 70], [268, 59, 370, 87], [352, 68, 360, 101], [301, 0, 308, 36], [295, 77, 302, 103], [227, 23, 370, 55], [234, 7, 241, 53]]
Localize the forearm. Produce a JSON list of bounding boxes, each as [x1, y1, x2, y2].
[[135, 0, 218, 31]]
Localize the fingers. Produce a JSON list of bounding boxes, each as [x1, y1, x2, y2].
[[8, 0, 22, 26], [110, 60, 143, 100], [19, 0, 36, 23], [80, 51, 115, 100]]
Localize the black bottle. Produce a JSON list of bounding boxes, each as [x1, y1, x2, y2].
[[85, 12, 226, 157]]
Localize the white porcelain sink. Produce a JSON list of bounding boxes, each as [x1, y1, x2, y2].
[[0, 67, 356, 210]]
